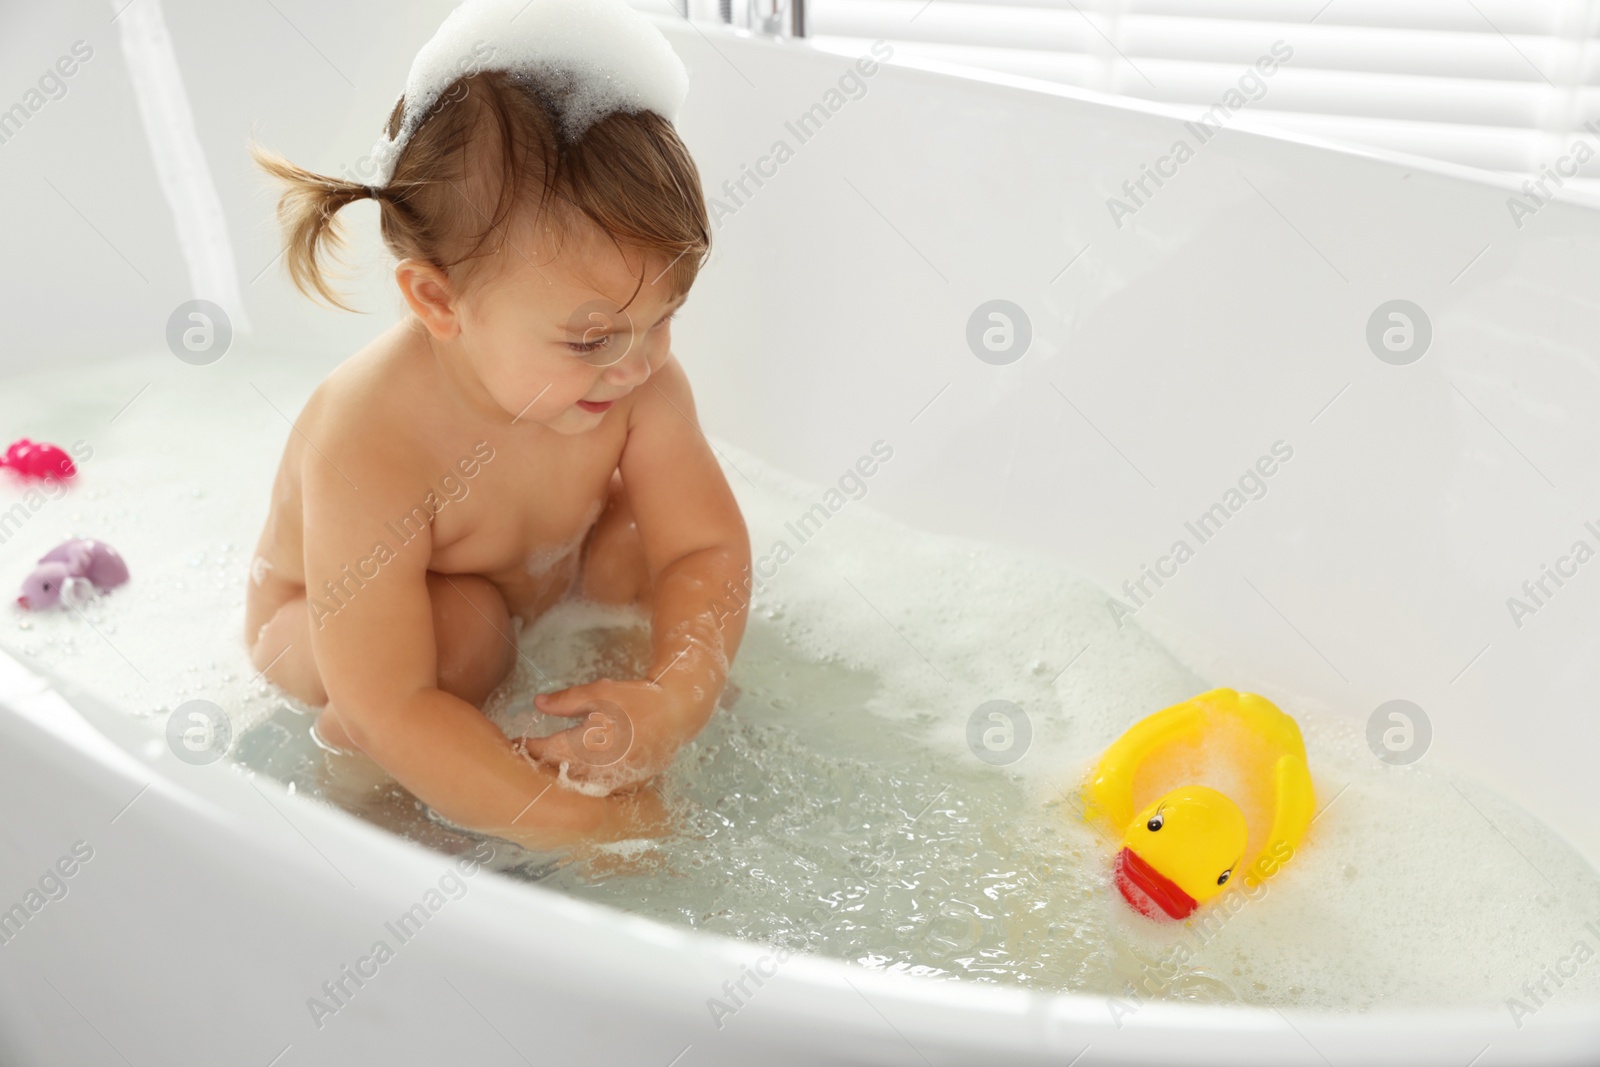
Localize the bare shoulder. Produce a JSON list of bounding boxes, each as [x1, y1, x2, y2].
[[300, 326, 416, 437], [628, 353, 699, 430], [294, 325, 433, 496]]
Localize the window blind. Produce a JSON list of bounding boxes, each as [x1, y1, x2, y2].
[[653, 0, 1600, 193]]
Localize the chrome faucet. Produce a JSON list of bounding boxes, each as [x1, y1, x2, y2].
[[719, 0, 806, 38]]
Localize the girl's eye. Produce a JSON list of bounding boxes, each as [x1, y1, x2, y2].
[[566, 336, 610, 355]]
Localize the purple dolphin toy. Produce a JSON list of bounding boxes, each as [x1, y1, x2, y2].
[[16, 539, 130, 610]]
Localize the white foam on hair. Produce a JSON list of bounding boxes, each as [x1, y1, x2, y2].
[[366, 0, 689, 187]]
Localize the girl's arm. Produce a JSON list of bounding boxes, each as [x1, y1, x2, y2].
[[525, 356, 752, 786]]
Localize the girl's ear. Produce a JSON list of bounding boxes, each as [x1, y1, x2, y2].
[[395, 258, 461, 339]]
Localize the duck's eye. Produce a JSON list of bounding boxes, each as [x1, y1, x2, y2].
[[42, 582, 53, 592], [1217, 869, 1232, 886], [1146, 812, 1164, 832]]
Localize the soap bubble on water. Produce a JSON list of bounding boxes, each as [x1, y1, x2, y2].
[[965, 699, 1032, 765]]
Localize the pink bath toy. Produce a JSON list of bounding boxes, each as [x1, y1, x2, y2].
[[16, 539, 129, 610], [1, 439, 76, 482]]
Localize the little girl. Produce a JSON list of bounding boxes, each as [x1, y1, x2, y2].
[[242, 0, 749, 850]]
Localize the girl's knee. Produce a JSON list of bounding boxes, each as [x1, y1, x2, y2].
[[581, 477, 651, 606], [427, 572, 516, 706], [249, 596, 328, 706]]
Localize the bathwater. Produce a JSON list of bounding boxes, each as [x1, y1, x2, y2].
[[2, 344, 1598, 1013]]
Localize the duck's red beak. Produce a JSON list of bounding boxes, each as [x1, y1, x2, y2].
[[1115, 847, 1197, 920], [16, 596, 29, 610]]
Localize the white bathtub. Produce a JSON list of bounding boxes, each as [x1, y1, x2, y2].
[[2, 2, 1598, 1063]]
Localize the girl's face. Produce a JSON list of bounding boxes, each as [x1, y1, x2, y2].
[[449, 214, 687, 435]]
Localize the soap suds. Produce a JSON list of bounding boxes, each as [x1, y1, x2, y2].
[[367, 0, 690, 186]]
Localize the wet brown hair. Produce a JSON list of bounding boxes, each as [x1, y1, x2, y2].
[[249, 70, 709, 313]]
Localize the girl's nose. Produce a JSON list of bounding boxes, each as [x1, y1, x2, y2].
[[605, 340, 654, 387]]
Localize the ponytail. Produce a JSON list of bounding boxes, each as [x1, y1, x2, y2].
[[250, 70, 710, 317], [249, 141, 381, 313]]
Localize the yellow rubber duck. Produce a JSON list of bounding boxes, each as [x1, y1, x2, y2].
[[1081, 688, 1314, 920]]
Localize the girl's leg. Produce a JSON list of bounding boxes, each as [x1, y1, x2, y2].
[[248, 572, 518, 751], [578, 471, 653, 607]]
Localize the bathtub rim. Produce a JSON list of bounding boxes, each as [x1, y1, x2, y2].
[[1, 637, 1594, 1065]]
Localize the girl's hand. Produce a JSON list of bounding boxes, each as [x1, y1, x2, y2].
[[518, 679, 701, 791], [499, 779, 675, 854]]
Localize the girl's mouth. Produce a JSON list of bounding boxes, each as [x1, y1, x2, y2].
[[576, 399, 614, 414]]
